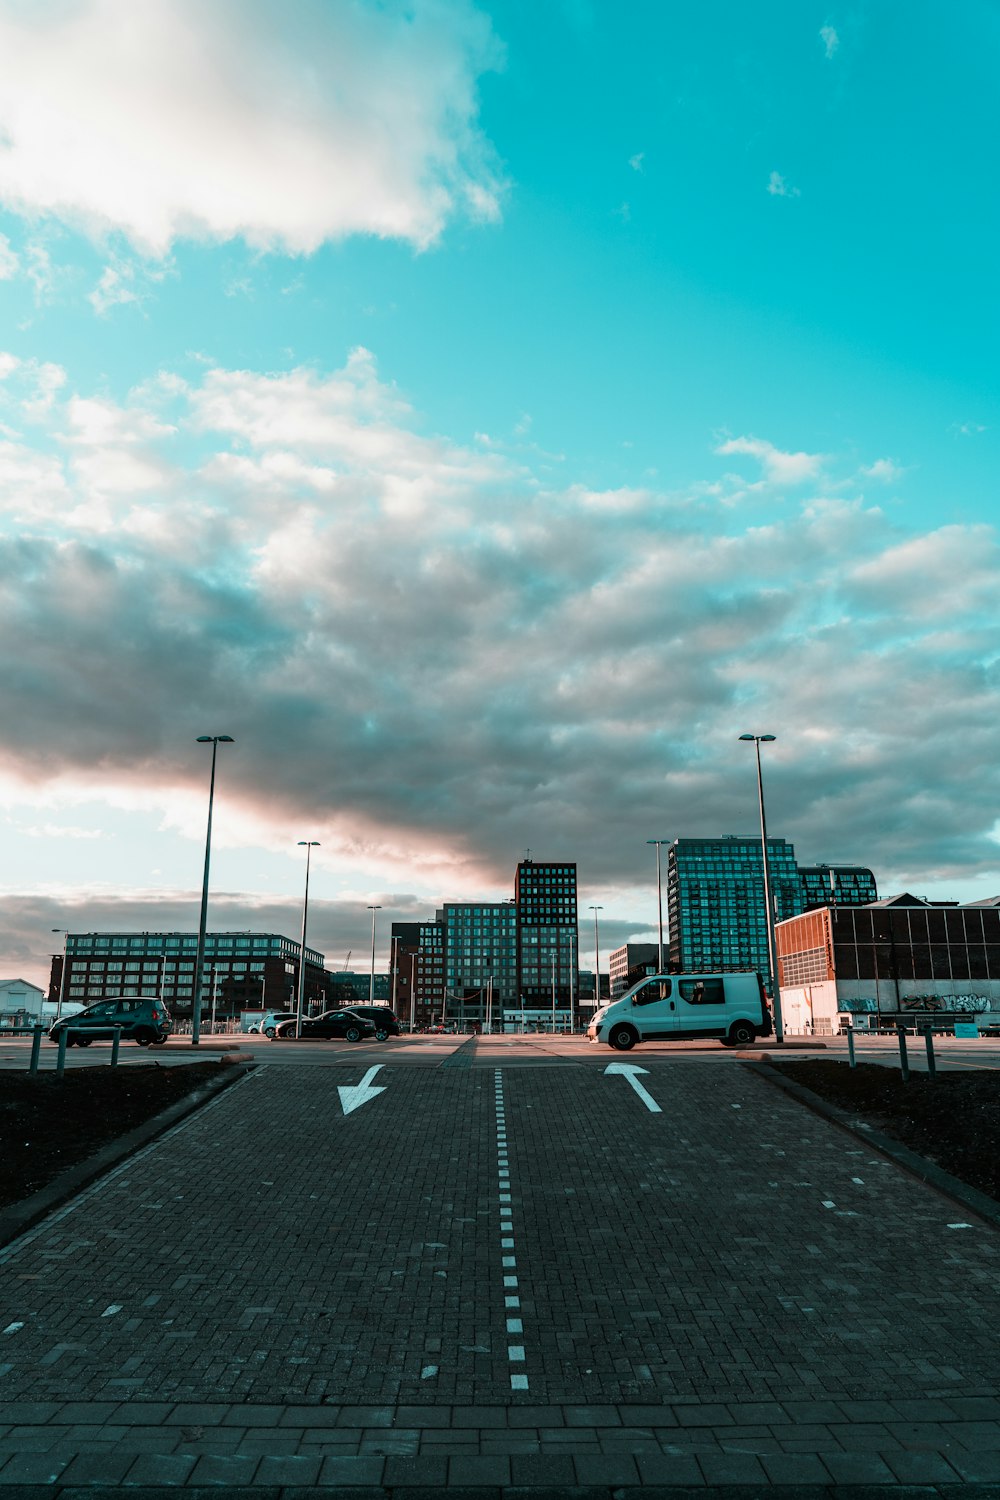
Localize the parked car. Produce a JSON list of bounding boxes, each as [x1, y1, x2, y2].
[[274, 1009, 376, 1042], [48, 996, 173, 1048], [336, 1005, 401, 1041], [260, 1010, 299, 1039]]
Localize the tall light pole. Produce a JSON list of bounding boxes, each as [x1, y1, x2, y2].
[[409, 951, 418, 1032], [646, 840, 669, 973], [738, 733, 784, 1044], [51, 929, 68, 1021], [589, 904, 603, 1010], [295, 841, 320, 1038], [191, 734, 233, 1046], [390, 935, 399, 1015], [368, 904, 381, 1003]]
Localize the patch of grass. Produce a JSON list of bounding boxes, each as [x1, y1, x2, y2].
[[1, 1063, 225, 1207], [776, 1059, 1000, 1203]]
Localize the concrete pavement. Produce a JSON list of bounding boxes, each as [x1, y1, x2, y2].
[[2, 1039, 1000, 1491]]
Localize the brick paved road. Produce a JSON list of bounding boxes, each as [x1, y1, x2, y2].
[[2, 1047, 1000, 1488]]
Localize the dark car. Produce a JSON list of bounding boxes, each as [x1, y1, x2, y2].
[[338, 1005, 401, 1041], [274, 1009, 375, 1042], [49, 996, 173, 1048]]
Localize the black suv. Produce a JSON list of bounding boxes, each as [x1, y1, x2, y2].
[[49, 997, 173, 1048], [338, 1005, 401, 1041]]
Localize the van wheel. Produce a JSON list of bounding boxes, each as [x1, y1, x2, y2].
[[726, 1020, 757, 1047], [608, 1024, 638, 1051], [151, 1035, 168, 1045]]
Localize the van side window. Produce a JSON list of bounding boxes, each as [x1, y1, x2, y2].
[[678, 978, 724, 1005], [633, 979, 670, 1005]]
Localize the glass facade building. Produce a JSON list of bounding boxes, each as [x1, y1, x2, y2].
[[515, 860, 578, 1010], [799, 865, 878, 911]]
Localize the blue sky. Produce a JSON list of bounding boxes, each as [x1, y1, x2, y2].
[[1, 0, 998, 987]]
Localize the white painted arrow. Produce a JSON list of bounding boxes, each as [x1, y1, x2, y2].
[[337, 1064, 386, 1116], [604, 1061, 662, 1112]]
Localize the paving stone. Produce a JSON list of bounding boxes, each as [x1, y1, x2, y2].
[[882, 1448, 966, 1483], [819, 1450, 900, 1483], [696, 1450, 769, 1484], [381, 1455, 449, 1486], [759, 1451, 834, 1485], [187, 1453, 261, 1485], [635, 1451, 705, 1485], [0, 1452, 72, 1485], [121, 1452, 198, 1485], [251, 1453, 323, 1485], [447, 1454, 512, 1485], [572, 1452, 641, 1485], [316, 1455, 388, 1485], [950, 1449, 1000, 1483]]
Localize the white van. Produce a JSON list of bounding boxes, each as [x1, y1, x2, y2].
[[588, 972, 772, 1050]]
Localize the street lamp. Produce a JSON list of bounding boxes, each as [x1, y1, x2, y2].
[[589, 905, 603, 1009], [646, 840, 669, 973], [738, 733, 784, 1044], [295, 842, 320, 1038], [51, 929, 68, 1022], [367, 904, 381, 1003], [191, 734, 234, 1047]]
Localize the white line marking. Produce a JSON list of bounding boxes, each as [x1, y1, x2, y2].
[[337, 1064, 386, 1116], [603, 1061, 662, 1112]]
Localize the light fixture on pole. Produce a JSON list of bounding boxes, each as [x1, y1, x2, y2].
[[738, 733, 784, 1044], [589, 905, 603, 1009], [646, 840, 669, 973], [191, 735, 234, 1047], [51, 929, 68, 1022], [295, 842, 320, 1038], [367, 904, 381, 1003]]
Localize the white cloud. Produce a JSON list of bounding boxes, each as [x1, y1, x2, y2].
[[0, 0, 505, 256], [820, 24, 839, 59], [629, 152, 645, 172], [0, 231, 18, 278], [715, 434, 822, 485], [861, 458, 904, 483], [767, 170, 800, 198]]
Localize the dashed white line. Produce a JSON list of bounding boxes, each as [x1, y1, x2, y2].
[[496, 1068, 529, 1391]]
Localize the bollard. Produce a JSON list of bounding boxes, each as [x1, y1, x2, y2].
[[111, 1026, 121, 1067], [56, 1027, 68, 1078], [896, 1023, 910, 1082], [29, 1023, 43, 1075], [846, 1021, 856, 1069], [923, 1024, 937, 1079]]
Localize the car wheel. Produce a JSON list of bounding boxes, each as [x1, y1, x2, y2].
[[134, 1029, 155, 1047], [264, 1027, 276, 1038], [608, 1024, 638, 1051], [374, 1028, 389, 1041], [73, 1036, 91, 1047], [345, 1026, 362, 1042], [151, 1035, 168, 1045], [726, 1020, 757, 1047]]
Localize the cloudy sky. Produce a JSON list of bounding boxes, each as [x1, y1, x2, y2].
[[1, 0, 999, 989]]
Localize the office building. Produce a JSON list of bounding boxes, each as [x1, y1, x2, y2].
[[667, 837, 803, 994], [515, 859, 578, 1018], [443, 901, 518, 1027], [608, 942, 659, 998], [390, 920, 446, 1029], [777, 895, 1000, 1035], [48, 931, 326, 1022], [799, 864, 878, 911]]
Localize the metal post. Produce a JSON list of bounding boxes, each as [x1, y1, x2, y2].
[[56, 1027, 68, 1077], [391, 936, 399, 1016], [367, 904, 381, 1004], [29, 1023, 43, 1075], [192, 734, 233, 1047], [569, 929, 576, 1034], [589, 905, 603, 1013], [739, 734, 784, 1044], [409, 952, 417, 1032], [296, 842, 319, 1038], [846, 1020, 856, 1068], [111, 1026, 121, 1067], [551, 952, 557, 1033], [923, 1024, 936, 1079], [52, 929, 69, 1021], [896, 1023, 910, 1082]]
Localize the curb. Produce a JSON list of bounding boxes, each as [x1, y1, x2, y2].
[[747, 1058, 1000, 1230], [0, 1062, 255, 1248]]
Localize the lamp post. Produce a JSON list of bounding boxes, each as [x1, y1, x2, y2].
[[52, 929, 68, 1022], [409, 951, 418, 1032], [295, 842, 320, 1038], [589, 905, 603, 1010], [568, 928, 576, 1033], [390, 935, 399, 1016], [367, 904, 381, 1003], [191, 734, 233, 1046], [646, 840, 669, 973], [738, 733, 784, 1044]]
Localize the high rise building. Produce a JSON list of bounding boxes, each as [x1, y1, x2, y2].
[[667, 837, 802, 994], [443, 901, 518, 1026], [799, 864, 878, 911], [390, 920, 446, 1028], [515, 859, 578, 1012]]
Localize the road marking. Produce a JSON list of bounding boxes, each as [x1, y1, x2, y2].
[[496, 1069, 530, 1391], [604, 1061, 662, 1112], [336, 1064, 386, 1116]]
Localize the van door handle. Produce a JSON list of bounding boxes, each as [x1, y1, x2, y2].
[[670, 1001, 675, 1010]]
